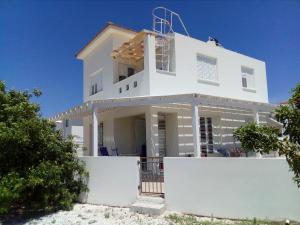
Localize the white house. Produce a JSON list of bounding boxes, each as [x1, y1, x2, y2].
[[55, 119, 84, 155], [48, 9, 300, 220], [51, 9, 280, 159]]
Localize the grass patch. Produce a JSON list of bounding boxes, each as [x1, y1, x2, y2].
[[166, 214, 292, 225]]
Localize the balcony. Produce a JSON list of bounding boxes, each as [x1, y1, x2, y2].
[[115, 60, 144, 83], [113, 70, 144, 97], [111, 31, 146, 84]]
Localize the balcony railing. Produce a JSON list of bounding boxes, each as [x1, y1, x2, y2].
[[114, 70, 144, 96]]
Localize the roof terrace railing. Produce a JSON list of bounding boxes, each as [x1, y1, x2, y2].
[[152, 6, 189, 37]]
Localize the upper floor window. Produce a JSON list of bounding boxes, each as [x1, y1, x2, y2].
[[241, 66, 255, 90], [196, 54, 218, 83], [155, 36, 176, 73], [90, 69, 103, 96]]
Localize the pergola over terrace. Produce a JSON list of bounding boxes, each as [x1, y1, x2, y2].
[[111, 31, 148, 65], [49, 93, 280, 158]]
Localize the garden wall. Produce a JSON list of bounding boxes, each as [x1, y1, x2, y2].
[[164, 158, 300, 221], [80, 157, 139, 207]]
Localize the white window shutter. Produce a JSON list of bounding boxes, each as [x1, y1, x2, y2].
[[197, 54, 218, 82]]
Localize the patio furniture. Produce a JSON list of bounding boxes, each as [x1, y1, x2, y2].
[[99, 147, 109, 156], [229, 148, 241, 157], [111, 148, 119, 156], [119, 75, 126, 81], [217, 148, 230, 157]]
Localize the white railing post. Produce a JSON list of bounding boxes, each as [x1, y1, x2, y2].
[[92, 105, 99, 157], [192, 102, 201, 157]]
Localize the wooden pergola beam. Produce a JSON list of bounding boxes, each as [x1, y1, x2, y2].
[[111, 31, 149, 62]]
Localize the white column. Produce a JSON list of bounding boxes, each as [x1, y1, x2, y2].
[[254, 110, 262, 158], [145, 107, 159, 157], [92, 106, 99, 157], [192, 103, 201, 157], [144, 34, 156, 94], [255, 111, 260, 124], [144, 34, 156, 71]]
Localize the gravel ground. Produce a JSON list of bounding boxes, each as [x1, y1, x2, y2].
[[1, 204, 234, 225], [4, 204, 169, 225]]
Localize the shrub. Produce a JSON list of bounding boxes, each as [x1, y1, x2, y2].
[[234, 83, 300, 187], [0, 81, 88, 214]]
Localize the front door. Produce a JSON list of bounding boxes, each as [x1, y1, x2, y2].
[[139, 113, 166, 197], [139, 157, 164, 197]]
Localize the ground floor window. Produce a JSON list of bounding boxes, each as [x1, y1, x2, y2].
[[199, 117, 213, 157], [158, 114, 166, 158], [98, 122, 104, 147]]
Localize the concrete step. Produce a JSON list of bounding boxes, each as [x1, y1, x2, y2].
[[136, 195, 165, 204], [131, 196, 166, 215]]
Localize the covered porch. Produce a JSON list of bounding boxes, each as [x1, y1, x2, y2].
[[50, 93, 280, 158]]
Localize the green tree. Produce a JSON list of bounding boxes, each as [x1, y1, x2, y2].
[[234, 83, 300, 187], [0, 81, 88, 214]]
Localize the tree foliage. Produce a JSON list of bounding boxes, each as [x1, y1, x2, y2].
[[234, 83, 300, 187], [234, 123, 280, 154], [0, 81, 88, 214]]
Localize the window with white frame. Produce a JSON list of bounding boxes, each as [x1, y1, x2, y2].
[[241, 66, 255, 89], [196, 54, 218, 83], [155, 36, 176, 73], [90, 69, 103, 96]]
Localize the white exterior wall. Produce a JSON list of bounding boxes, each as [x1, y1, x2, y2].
[[166, 113, 179, 157], [164, 158, 300, 221], [64, 119, 83, 137], [61, 119, 84, 155], [83, 116, 91, 155], [79, 28, 271, 156], [81, 30, 269, 104], [83, 32, 150, 102], [83, 36, 113, 102], [114, 116, 136, 155], [149, 33, 268, 103], [70, 121, 84, 156], [80, 157, 139, 206]]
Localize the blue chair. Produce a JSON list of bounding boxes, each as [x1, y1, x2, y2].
[[99, 147, 109, 156], [217, 148, 230, 157]]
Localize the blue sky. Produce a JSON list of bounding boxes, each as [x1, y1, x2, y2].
[[0, 0, 299, 117]]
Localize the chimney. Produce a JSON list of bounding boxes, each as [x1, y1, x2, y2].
[[207, 36, 223, 47]]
